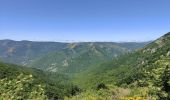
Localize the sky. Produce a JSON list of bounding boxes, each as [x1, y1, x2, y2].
[[0, 0, 170, 42]]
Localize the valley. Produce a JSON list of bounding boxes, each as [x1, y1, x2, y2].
[[0, 32, 170, 100]]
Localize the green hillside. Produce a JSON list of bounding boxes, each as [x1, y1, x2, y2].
[[0, 62, 81, 99], [0, 40, 68, 65], [28, 42, 148, 74], [70, 32, 170, 100]]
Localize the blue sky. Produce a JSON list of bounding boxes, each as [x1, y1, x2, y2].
[[0, 0, 170, 42]]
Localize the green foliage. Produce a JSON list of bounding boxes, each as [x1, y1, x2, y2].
[[144, 57, 170, 100], [67, 86, 153, 100], [97, 83, 108, 90], [0, 62, 81, 99], [65, 88, 112, 100], [0, 74, 47, 100]]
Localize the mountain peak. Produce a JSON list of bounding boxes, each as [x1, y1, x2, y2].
[[163, 32, 170, 37], [142, 32, 170, 54], [155, 32, 170, 45]]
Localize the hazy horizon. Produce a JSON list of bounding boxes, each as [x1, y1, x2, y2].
[[0, 38, 154, 43]]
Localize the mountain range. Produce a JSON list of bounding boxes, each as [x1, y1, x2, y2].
[[0, 40, 148, 74], [1, 32, 170, 99]]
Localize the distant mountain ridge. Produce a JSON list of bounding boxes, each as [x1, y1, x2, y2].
[[0, 40, 149, 74], [0, 40, 68, 65], [28, 42, 128, 73]]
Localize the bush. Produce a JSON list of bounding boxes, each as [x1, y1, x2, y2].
[[97, 83, 108, 90]]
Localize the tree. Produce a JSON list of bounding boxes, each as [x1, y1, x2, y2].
[[161, 65, 170, 92], [150, 63, 170, 100]]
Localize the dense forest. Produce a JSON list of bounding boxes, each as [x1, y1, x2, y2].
[[0, 62, 81, 99], [0, 32, 170, 100], [70, 32, 170, 99]]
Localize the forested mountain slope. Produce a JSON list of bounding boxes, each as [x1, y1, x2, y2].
[[0, 40, 148, 73], [0, 61, 81, 99], [28, 42, 148, 74], [71, 32, 170, 100], [0, 40, 152, 99], [0, 40, 68, 65]]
